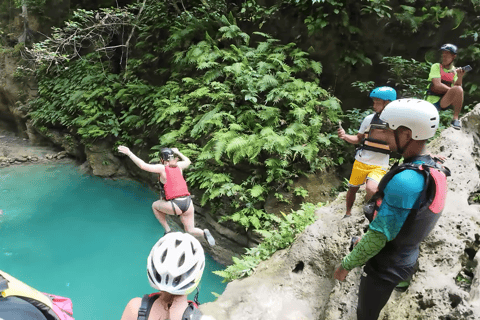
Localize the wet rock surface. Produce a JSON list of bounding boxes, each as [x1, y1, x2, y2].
[[0, 128, 76, 167]]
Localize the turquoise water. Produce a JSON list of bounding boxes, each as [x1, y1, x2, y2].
[[0, 164, 226, 319]]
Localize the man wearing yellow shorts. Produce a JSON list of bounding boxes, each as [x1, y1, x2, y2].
[[337, 86, 396, 218]]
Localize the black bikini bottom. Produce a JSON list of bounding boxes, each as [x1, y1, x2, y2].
[[170, 196, 192, 214]]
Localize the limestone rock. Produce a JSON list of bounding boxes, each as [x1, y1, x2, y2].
[[14, 156, 27, 162], [200, 104, 480, 320], [85, 139, 127, 177]]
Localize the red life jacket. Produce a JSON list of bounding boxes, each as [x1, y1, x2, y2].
[[163, 166, 190, 200], [427, 65, 456, 97], [440, 66, 455, 86]]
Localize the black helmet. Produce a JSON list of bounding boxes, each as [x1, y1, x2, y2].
[[440, 43, 458, 54], [160, 148, 174, 161]]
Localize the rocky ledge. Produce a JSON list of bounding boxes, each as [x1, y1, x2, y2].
[[200, 104, 480, 320]]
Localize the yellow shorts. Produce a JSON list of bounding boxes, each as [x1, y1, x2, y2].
[[348, 160, 387, 187]]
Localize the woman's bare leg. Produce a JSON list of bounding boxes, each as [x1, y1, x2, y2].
[[180, 203, 215, 246], [179, 204, 204, 237], [152, 199, 176, 233], [441, 86, 464, 120]]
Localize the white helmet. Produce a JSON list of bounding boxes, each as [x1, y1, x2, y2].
[[147, 232, 205, 295], [379, 99, 439, 140]]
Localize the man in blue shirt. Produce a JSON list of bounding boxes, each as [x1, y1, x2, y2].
[[334, 99, 444, 320]]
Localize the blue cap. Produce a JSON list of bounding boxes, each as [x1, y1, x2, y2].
[[370, 86, 397, 101], [440, 43, 457, 54]]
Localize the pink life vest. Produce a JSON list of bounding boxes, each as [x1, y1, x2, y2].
[[164, 166, 190, 200], [440, 66, 455, 86], [43, 293, 74, 320]]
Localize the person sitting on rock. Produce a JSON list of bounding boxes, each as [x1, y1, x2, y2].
[[425, 43, 466, 130], [337, 86, 396, 218], [118, 146, 215, 246], [334, 99, 448, 320]]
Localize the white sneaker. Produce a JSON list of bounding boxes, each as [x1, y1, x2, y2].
[[203, 229, 215, 246]]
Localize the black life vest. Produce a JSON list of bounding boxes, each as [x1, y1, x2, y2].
[[137, 292, 202, 320], [364, 155, 450, 222], [359, 113, 390, 155], [362, 155, 451, 281]]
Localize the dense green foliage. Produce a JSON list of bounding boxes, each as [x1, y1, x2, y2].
[[214, 202, 318, 281], [29, 6, 342, 233], [9, 0, 480, 280]]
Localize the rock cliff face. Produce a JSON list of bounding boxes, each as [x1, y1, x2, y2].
[[200, 104, 480, 320]]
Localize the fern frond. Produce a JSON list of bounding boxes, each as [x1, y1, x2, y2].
[[191, 106, 219, 137], [225, 135, 248, 163], [249, 184, 266, 199], [289, 105, 308, 122], [257, 106, 280, 124], [257, 74, 279, 91], [256, 42, 270, 53], [224, 62, 244, 76], [252, 31, 271, 39], [310, 60, 323, 75]]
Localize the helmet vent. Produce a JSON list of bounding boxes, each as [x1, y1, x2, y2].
[[184, 264, 197, 278], [147, 271, 155, 283], [154, 270, 162, 283], [430, 117, 437, 120], [161, 250, 168, 263], [191, 242, 196, 254], [173, 275, 182, 286], [179, 280, 195, 291], [178, 253, 185, 267], [431, 125, 436, 128], [165, 274, 169, 284], [175, 240, 182, 248]]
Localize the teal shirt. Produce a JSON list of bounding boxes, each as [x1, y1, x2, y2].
[[369, 168, 425, 241], [342, 166, 425, 270]]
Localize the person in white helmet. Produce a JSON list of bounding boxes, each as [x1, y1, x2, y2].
[[334, 99, 450, 320], [120, 232, 210, 320]]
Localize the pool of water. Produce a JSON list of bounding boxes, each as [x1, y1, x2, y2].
[[0, 164, 226, 319]]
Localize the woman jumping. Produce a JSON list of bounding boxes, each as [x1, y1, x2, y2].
[[118, 146, 215, 246]]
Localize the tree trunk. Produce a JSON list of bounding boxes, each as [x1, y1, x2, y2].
[[18, 2, 29, 44]]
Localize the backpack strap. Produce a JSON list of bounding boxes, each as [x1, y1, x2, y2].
[[138, 293, 160, 320], [181, 301, 203, 320], [364, 162, 423, 223]]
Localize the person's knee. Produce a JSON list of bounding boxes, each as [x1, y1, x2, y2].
[[365, 182, 378, 194], [348, 185, 360, 192], [152, 201, 165, 213], [448, 85, 463, 97]]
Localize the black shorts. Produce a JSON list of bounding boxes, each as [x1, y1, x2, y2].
[[433, 100, 452, 111]]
